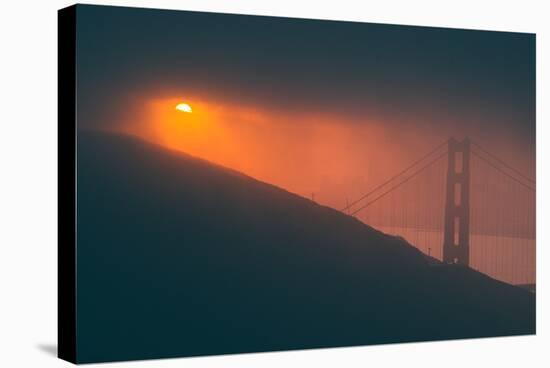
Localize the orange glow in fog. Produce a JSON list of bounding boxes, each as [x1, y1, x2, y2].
[[116, 94, 440, 207], [120, 97, 262, 180], [146, 98, 227, 161]]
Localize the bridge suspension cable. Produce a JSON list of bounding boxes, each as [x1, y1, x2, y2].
[[342, 139, 449, 214], [350, 150, 447, 216], [471, 141, 535, 185], [470, 142, 535, 191]]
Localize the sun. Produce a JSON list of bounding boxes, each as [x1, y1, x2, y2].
[[175, 103, 192, 113]]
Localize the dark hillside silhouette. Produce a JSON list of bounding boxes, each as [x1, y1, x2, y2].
[[76, 131, 535, 363]]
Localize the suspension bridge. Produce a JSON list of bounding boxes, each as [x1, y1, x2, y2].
[[341, 138, 535, 287]]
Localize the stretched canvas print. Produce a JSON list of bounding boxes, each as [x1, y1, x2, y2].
[[58, 4, 536, 364]]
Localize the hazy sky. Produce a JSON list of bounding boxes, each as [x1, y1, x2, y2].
[[75, 4, 535, 203]]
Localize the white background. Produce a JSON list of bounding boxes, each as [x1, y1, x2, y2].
[[0, 0, 548, 366]]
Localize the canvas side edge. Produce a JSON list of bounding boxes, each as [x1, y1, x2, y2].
[[58, 4, 77, 364]]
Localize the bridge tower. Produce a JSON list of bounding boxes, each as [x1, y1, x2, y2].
[[443, 137, 471, 265]]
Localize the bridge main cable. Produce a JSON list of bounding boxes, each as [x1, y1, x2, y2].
[[471, 150, 535, 191], [471, 141, 535, 185], [342, 139, 449, 213], [350, 149, 448, 216]]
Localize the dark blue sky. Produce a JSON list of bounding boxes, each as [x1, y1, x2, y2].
[[75, 4, 535, 152]]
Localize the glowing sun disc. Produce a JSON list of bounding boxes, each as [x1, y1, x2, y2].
[[176, 103, 192, 113]]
